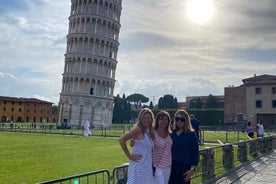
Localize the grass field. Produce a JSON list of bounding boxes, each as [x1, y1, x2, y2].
[[0, 132, 129, 184], [0, 129, 270, 184]]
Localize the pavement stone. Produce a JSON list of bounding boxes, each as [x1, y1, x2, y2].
[[213, 150, 276, 184]]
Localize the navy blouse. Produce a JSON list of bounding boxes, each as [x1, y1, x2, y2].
[[171, 131, 199, 166]]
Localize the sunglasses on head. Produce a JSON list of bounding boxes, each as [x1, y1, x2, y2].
[[175, 117, 186, 122]]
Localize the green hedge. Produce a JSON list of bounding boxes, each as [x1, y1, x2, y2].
[[152, 108, 224, 126]]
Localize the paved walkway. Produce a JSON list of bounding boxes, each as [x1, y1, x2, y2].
[[214, 150, 276, 184]]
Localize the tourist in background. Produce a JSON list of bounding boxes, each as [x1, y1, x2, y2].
[[169, 109, 199, 184], [152, 110, 173, 184], [190, 114, 202, 145], [256, 120, 265, 137], [246, 121, 254, 139], [119, 108, 154, 184], [83, 120, 91, 136]]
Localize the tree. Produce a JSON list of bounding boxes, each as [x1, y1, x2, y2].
[[126, 93, 149, 107], [158, 94, 178, 109], [149, 101, 153, 109], [189, 99, 197, 109], [204, 94, 219, 108], [112, 94, 132, 123], [195, 97, 203, 109], [113, 95, 124, 123], [189, 98, 203, 109]]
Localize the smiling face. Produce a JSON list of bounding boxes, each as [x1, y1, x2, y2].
[[158, 116, 169, 128], [173, 109, 193, 132], [154, 110, 172, 134], [141, 112, 153, 128]]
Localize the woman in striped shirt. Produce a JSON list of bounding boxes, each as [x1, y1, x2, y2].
[[152, 110, 173, 184]]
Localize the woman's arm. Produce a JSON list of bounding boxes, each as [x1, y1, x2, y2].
[[119, 126, 142, 161]]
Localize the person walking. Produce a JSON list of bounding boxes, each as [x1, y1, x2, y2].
[[169, 109, 199, 184], [119, 108, 155, 184], [152, 110, 173, 184]]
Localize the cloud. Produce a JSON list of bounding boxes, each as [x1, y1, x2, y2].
[[1, 0, 276, 106]]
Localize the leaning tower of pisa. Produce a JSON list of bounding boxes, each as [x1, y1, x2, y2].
[[58, 0, 122, 128]]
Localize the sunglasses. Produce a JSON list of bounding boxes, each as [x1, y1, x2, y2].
[[175, 117, 186, 122]]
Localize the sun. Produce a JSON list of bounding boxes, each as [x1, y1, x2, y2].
[[186, 0, 214, 25]]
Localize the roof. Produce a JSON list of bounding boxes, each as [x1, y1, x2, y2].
[[242, 74, 276, 84], [0, 96, 53, 104]]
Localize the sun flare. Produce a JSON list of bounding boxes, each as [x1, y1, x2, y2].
[[186, 0, 214, 25]]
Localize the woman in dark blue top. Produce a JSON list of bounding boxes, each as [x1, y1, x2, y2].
[[169, 109, 199, 184]]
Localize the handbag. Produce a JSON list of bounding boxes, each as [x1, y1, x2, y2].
[[152, 165, 156, 176]]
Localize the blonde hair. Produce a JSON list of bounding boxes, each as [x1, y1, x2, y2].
[[174, 109, 194, 134], [135, 108, 154, 139], [154, 110, 172, 134]]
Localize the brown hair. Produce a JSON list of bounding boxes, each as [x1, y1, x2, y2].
[[154, 110, 172, 134]]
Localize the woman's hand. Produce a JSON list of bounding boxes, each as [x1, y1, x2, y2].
[[130, 154, 142, 162], [183, 169, 194, 182]]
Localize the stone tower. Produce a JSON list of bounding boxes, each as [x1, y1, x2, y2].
[[58, 0, 122, 128]]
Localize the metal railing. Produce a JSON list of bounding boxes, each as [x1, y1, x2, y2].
[[191, 136, 274, 183], [37, 163, 129, 184], [37, 136, 275, 184]]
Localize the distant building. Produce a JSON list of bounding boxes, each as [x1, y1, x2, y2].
[[0, 96, 54, 123], [177, 102, 186, 108], [186, 95, 224, 109], [224, 74, 276, 125]]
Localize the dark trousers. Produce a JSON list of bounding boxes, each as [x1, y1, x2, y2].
[[169, 162, 191, 184]]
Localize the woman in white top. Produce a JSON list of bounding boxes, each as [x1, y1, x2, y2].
[[119, 108, 155, 184], [153, 110, 173, 184]]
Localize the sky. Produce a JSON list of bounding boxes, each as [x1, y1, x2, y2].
[[0, 0, 275, 105]]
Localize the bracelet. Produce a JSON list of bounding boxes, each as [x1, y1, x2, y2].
[[190, 167, 196, 171]]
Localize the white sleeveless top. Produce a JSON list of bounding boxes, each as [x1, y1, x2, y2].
[[127, 133, 154, 184]]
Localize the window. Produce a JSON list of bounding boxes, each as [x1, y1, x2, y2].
[[19, 108, 21, 112], [3, 107, 6, 111], [90, 87, 94, 95], [256, 100, 262, 108], [255, 87, 262, 95], [11, 108, 14, 112], [272, 100, 276, 108], [272, 87, 276, 94]]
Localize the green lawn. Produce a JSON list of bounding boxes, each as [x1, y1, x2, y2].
[[0, 129, 269, 184], [203, 131, 249, 143], [0, 132, 128, 184]]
